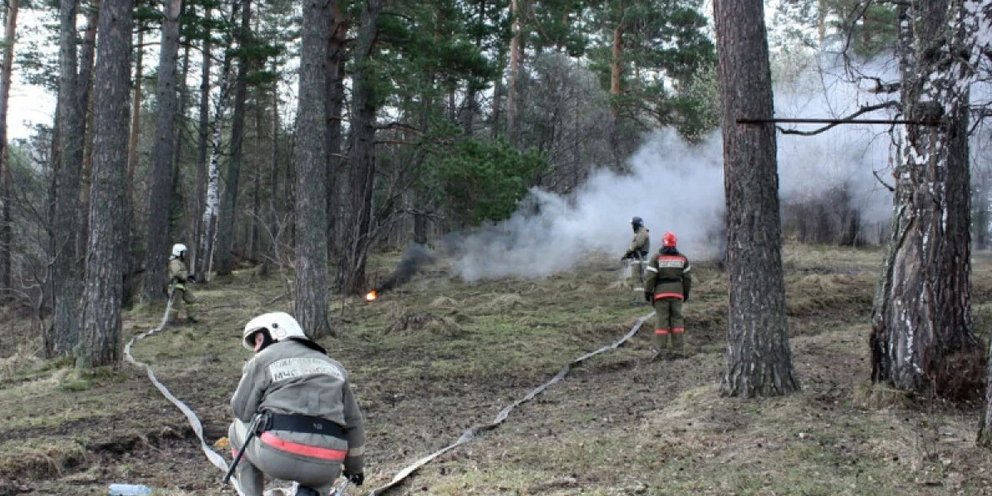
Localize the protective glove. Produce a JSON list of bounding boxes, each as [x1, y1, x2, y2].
[[644, 292, 652, 303], [344, 471, 364, 486], [188, 274, 197, 283]]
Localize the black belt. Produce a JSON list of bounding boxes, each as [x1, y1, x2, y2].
[[260, 413, 346, 439]]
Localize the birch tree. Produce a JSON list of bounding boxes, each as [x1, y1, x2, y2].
[[871, 0, 986, 400], [196, 2, 238, 280]]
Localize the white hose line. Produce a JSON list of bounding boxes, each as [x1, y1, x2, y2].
[[122, 295, 247, 496], [368, 311, 656, 495]]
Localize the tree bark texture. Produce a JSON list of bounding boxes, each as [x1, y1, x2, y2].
[[264, 71, 279, 273], [0, 0, 18, 302], [215, 0, 252, 276], [337, 0, 382, 295], [715, 0, 799, 397], [120, 26, 142, 308], [125, 28, 142, 207], [48, 0, 84, 358], [143, 0, 183, 303], [77, 0, 133, 368], [505, 0, 522, 144], [76, 0, 98, 267], [294, 0, 332, 338], [872, 0, 983, 401], [325, 0, 347, 258], [609, 13, 624, 167], [193, 7, 211, 271], [196, 39, 234, 280]]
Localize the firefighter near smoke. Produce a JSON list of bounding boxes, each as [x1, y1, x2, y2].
[[364, 244, 435, 302]]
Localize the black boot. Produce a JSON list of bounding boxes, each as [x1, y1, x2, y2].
[[296, 487, 320, 496]]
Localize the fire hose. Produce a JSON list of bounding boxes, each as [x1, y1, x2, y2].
[[367, 311, 655, 495], [125, 290, 652, 495], [122, 294, 251, 495]]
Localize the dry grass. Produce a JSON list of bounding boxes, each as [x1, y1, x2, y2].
[[3, 244, 992, 495]]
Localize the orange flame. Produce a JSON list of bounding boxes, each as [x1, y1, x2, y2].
[[365, 290, 378, 302]]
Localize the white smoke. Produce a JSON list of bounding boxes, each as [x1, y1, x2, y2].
[[775, 57, 899, 228], [449, 58, 899, 282], [450, 131, 726, 281]]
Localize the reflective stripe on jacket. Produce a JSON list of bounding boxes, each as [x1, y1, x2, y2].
[[644, 250, 692, 300], [231, 339, 366, 473]]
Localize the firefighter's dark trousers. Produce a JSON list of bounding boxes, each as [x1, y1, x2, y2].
[[652, 297, 684, 352]]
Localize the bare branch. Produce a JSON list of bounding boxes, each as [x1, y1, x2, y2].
[[758, 102, 903, 136], [873, 169, 895, 192]]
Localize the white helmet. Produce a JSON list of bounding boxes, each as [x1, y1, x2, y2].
[[171, 243, 187, 259], [242, 311, 307, 350]]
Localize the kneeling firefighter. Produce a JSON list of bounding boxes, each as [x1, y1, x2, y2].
[[643, 232, 693, 357], [227, 312, 366, 495]]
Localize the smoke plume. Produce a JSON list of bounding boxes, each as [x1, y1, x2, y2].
[[375, 243, 436, 292], [447, 58, 898, 282]]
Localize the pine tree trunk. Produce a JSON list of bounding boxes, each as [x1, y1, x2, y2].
[[121, 28, 142, 308], [76, 0, 98, 268], [325, 0, 347, 258], [193, 7, 211, 271], [337, 0, 382, 295], [0, 0, 18, 303], [294, 0, 332, 338], [505, 0, 522, 144], [77, 0, 133, 368], [125, 28, 142, 223], [48, 0, 84, 358], [873, 0, 981, 399], [609, 16, 624, 167], [264, 71, 278, 273], [215, 0, 252, 276], [715, 0, 799, 397], [174, 43, 190, 242], [249, 100, 261, 261], [143, 0, 183, 302], [491, 61, 503, 140]]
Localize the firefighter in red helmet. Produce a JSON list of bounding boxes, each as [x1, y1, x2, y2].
[[643, 231, 693, 358]]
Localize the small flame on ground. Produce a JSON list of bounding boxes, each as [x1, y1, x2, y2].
[[365, 290, 378, 302]]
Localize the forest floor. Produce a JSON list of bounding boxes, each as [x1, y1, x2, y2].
[[3, 244, 992, 495]]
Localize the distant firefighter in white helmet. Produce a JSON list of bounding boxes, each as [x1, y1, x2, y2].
[[167, 243, 198, 324]]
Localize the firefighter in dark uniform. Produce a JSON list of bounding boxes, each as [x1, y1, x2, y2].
[[643, 231, 692, 358], [621, 216, 650, 293]]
